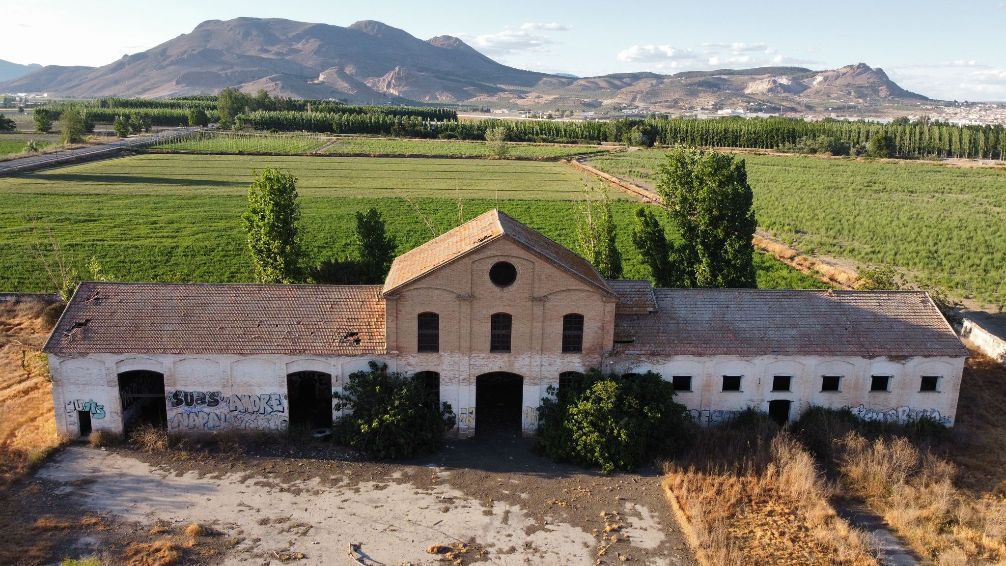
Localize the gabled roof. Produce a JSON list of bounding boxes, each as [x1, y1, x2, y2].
[[607, 280, 657, 315], [382, 209, 612, 295], [613, 289, 967, 358], [44, 282, 386, 356]]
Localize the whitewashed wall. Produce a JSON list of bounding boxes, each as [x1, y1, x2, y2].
[[49, 351, 966, 439], [48, 351, 598, 439], [609, 354, 965, 426]]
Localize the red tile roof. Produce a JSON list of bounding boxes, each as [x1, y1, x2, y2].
[[382, 209, 612, 295], [607, 280, 657, 314], [613, 289, 967, 357], [44, 282, 386, 356]]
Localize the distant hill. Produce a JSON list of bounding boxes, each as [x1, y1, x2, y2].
[[0, 18, 929, 114], [0, 59, 42, 83]]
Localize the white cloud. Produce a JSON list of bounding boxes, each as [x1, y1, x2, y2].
[[617, 40, 818, 71], [463, 22, 571, 57], [617, 45, 697, 63], [520, 22, 571, 32], [888, 61, 1006, 101]]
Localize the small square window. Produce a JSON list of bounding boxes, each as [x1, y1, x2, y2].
[[772, 375, 792, 392], [920, 375, 940, 392], [821, 375, 842, 392], [672, 375, 692, 392], [722, 375, 742, 392], [871, 375, 892, 392]]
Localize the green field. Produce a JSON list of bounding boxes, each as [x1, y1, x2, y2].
[[590, 150, 1006, 306], [0, 132, 58, 156], [152, 134, 611, 160], [151, 134, 331, 155], [0, 154, 821, 292]]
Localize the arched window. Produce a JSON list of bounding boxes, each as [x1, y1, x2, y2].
[[417, 312, 439, 353], [559, 370, 584, 391], [562, 313, 584, 353], [490, 313, 512, 353], [414, 371, 440, 405]]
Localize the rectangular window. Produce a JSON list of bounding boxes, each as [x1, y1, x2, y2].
[[920, 375, 940, 392], [417, 313, 439, 353], [772, 375, 792, 392], [722, 375, 742, 392], [672, 375, 692, 392], [821, 375, 842, 392], [490, 313, 512, 353], [561, 314, 584, 353], [871, 375, 892, 392]]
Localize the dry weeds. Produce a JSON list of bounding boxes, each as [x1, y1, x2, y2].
[[666, 430, 877, 565], [123, 539, 182, 566], [130, 424, 169, 453], [0, 297, 63, 485], [839, 432, 1006, 563]]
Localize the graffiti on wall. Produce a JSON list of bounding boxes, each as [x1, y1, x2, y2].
[[847, 405, 952, 426], [65, 399, 106, 419], [457, 407, 476, 432], [166, 390, 288, 432], [522, 406, 539, 431], [688, 409, 742, 426]]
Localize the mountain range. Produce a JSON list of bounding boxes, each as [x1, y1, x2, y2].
[[0, 18, 929, 114]]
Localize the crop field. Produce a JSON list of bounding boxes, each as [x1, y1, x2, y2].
[[152, 133, 612, 160], [318, 136, 611, 159], [0, 154, 820, 292], [151, 134, 331, 155], [590, 150, 1006, 307]]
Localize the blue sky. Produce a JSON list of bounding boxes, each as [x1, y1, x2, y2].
[[5, 0, 1006, 101]]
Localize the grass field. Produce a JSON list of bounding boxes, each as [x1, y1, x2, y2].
[[0, 154, 821, 292], [0, 132, 59, 156], [590, 150, 1006, 307], [152, 133, 612, 160]]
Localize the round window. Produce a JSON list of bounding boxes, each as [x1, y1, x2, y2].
[[489, 261, 517, 287]]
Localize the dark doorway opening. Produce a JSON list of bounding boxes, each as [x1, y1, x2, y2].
[[415, 371, 441, 407], [768, 399, 792, 426], [77, 410, 92, 437], [287, 371, 333, 430], [118, 370, 167, 434], [475, 372, 523, 438]]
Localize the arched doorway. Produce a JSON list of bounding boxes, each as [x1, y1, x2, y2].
[[475, 372, 523, 438], [118, 370, 166, 434], [414, 371, 440, 406], [768, 400, 792, 426], [287, 371, 333, 430]]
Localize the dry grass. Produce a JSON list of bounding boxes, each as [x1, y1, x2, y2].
[[838, 432, 1006, 563], [0, 297, 63, 485], [129, 424, 169, 453], [664, 418, 876, 565], [123, 539, 182, 566]]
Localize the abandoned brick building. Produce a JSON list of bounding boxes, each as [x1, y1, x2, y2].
[[45, 209, 968, 439]]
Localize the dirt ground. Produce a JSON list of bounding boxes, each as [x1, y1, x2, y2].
[[29, 435, 694, 565]]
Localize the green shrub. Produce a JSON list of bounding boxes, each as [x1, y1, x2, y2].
[[536, 369, 690, 473], [334, 362, 455, 459]]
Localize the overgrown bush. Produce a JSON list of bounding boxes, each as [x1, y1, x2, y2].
[[536, 369, 689, 473], [334, 362, 455, 459]]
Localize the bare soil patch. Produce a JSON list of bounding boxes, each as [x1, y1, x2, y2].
[[31, 435, 694, 565]]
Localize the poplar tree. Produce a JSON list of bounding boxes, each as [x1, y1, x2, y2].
[[634, 148, 757, 288], [242, 169, 303, 283], [576, 189, 623, 279]]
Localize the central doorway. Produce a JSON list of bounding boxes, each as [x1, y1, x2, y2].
[[768, 399, 792, 426], [287, 371, 334, 430], [117, 370, 167, 434], [475, 372, 523, 438]]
